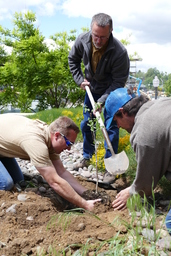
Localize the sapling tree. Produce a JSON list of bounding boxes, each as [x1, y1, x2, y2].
[[86, 102, 104, 193]]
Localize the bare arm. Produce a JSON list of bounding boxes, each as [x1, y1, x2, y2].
[[52, 158, 87, 195], [36, 159, 100, 211]]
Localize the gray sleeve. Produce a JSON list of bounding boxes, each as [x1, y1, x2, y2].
[[129, 144, 169, 196]]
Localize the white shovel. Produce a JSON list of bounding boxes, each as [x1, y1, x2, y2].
[[85, 86, 129, 175]]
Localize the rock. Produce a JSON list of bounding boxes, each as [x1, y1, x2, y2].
[[32, 178, 38, 184], [65, 161, 75, 167], [156, 227, 168, 237], [1, 202, 5, 208], [76, 223, 85, 231], [88, 165, 93, 172], [141, 228, 155, 241], [80, 170, 92, 178], [26, 216, 34, 221], [0, 241, 6, 248], [17, 194, 28, 202], [25, 187, 38, 193], [91, 171, 98, 179], [156, 236, 171, 249], [6, 204, 17, 213], [38, 186, 46, 193], [137, 216, 153, 228], [36, 175, 45, 183]]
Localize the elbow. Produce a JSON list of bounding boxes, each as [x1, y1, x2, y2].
[[130, 184, 153, 197], [48, 180, 61, 192], [46, 177, 62, 193], [138, 187, 153, 197]]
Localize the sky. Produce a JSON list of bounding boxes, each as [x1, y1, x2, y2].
[[0, 0, 171, 76]]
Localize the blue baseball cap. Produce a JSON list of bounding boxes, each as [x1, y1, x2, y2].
[[105, 88, 135, 129]]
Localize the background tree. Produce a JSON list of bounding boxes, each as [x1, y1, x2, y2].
[[135, 67, 169, 91], [0, 11, 85, 112], [164, 74, 171, 96]]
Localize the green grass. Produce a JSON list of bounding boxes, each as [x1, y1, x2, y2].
[[28, 107, 83, 142]]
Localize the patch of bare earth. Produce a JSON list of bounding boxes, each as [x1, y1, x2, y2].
[[0, 176, 168, 255]]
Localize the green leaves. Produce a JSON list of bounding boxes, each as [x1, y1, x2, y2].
[[164, 78, 171, 96], [0, 11, 85, 111]]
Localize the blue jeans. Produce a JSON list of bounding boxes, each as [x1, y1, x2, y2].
[[166, 208, 171, 235], [0, 157, 24, 190], [80, 92, 119, 159]]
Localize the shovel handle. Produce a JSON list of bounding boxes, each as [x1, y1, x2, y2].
[[101, 128, 115, 156], [85, 86, 104, 128], [85, 86, 115, 156]]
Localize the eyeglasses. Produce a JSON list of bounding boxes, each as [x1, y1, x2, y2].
[[92, 32, 109, 41], [60, 133, 74, 147]]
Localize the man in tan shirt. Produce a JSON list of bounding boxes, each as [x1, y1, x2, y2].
[[0, 114, 100, 211]]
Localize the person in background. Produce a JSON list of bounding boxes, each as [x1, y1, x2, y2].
[[68, 12, 130, 184], [105, 87, 171, 234], [0, 114, 100, 211]]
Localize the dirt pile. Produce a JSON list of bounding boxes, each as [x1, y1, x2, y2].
[[0, 176, 169, 255]]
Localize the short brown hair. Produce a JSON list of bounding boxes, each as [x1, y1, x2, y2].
[[115, 94, 150, 117], [49, 116, 80, 136]]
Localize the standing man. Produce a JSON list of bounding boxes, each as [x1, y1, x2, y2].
[[0, 114, 100, 211], [105, 88, 171, 234], [68, 13, 130, 184]]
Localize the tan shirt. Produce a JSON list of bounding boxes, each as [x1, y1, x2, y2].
[[91, 40, 108, 73], [0, 114, 59, 167]]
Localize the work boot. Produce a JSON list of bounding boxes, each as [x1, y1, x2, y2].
[[80, 158, 90, 168], [73, 158, 90, 170], [103, 170, 116, 184]]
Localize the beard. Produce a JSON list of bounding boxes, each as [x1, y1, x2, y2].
[[93, 41, 103, 49]]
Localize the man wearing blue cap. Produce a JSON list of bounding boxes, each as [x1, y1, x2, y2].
[[105, 88, 171, 234]]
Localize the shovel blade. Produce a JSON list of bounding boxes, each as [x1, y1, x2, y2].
[[104, 151, 129, 175]]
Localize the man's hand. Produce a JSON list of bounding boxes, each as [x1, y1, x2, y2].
[[80, 79, 90, 90], [112, 187, 131, 211], [85, 199, 101, 211]]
